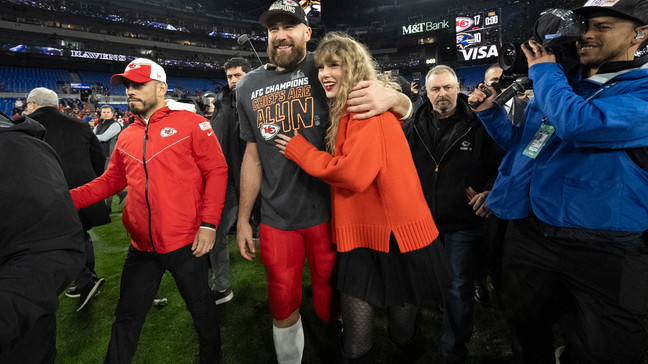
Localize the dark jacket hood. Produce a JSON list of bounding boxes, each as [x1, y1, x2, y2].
[[0, 114, 47, 140]]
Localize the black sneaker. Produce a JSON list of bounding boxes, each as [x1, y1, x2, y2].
[[474, 279, 491, 307], [65, 284, 81, 298], [76, 277, 105, 312], [213, 288, 233, 305]]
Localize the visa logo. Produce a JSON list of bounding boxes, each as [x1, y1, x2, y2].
[[460, 45, 498, 60]]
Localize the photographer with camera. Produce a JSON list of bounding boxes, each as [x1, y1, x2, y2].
[[468, 0, 648, 363], [483, 65, 530, 125], [410, 71, 423, 101], [201, 92, 217, 118]]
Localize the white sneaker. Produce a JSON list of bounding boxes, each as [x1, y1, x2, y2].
[[214, 288, 233, 305]]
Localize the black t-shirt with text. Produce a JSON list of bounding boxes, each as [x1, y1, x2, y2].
[[237, 53, 331, 230]]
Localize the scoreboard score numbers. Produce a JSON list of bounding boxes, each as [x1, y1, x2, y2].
[[456, 9, 501, 62]]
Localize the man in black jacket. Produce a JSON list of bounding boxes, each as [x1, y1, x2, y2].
[[0, 114, 85, 362], [402, 65, 502, 364], [26, 87, 110, 312], [208, 57, 251, 304]]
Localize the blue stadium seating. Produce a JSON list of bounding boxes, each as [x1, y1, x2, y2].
[[455, 65, 490, 90], [0, 66, 222, 97], [166, 77, 220, 95], [78, 71, 222, 95], [78, 71, 125, 95], [0, 66, 70, 93], [0, 97, 19, 117]]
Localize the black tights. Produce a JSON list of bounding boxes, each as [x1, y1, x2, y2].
[[341, 292, 418, 359]]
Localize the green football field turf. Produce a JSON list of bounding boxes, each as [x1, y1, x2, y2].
[[55, 199, 517, 363]]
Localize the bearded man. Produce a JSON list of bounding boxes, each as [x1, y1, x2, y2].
[[70, 58, 228, 364]]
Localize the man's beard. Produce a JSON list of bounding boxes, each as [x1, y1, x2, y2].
[[128, 98, 154, 117], [434, 98, 453, 113], [267, 41, 307, 70]]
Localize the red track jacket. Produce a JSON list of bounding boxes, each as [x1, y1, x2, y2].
[[71, 106, 228, 253]]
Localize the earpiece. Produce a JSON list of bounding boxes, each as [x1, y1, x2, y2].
[[636, 31, 645, 39]]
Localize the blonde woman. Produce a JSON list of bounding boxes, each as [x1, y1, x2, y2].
[[276, 32, 439, 363]]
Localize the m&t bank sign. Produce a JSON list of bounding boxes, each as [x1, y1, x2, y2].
[[402, 19, 450, 35]]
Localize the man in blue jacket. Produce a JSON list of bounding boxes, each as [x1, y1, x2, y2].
[[469, 0, 648, 363]]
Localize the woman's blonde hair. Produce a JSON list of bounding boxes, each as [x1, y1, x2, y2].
[[314, 32, 386, 153]]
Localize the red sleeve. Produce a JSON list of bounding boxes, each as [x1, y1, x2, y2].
[[285, 114, 386, 193], [191, 118, 228, 226], [70, 152, 128, 210]]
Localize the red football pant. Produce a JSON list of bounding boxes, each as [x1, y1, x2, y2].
[[259, 221, 338, 322]]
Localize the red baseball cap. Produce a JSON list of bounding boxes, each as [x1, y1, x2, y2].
[[110, 58, 167, 86]]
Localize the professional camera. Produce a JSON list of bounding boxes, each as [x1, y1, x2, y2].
[[486, 9, 586, 107], [500, 9, 585, 78], [193, 91, 218, 116]]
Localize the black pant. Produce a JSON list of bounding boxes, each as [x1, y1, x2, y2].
[[0, 249, 83, 364], [104, 244, 222, 364], [502, 215, 648, 364], [72, 231, 96, 287]]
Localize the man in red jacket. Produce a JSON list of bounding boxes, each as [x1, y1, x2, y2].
[[71, 58, 228, 364]]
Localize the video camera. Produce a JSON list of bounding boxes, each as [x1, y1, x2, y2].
[[471, 9, 586, 109], [199, 92, 218, 113], [500, 8, 585, 78]]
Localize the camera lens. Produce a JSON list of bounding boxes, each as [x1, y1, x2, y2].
[[498, 42, 529, 76], [499, 43, 519, 71]]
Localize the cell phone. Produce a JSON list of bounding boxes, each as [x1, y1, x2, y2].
[[412, 72, 422, 84]]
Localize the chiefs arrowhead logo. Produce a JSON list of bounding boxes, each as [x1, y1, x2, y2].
[[456, 17, 473, 32], [260, 123, 280, 140], [160, 127, 177, 137]]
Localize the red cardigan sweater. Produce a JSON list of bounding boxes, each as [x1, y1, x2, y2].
[[285, 111, 438, 253]]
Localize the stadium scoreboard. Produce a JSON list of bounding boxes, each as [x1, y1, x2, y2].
[[456, 9, 501, 62]]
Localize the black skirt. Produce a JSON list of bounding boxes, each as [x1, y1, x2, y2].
[[336, 235, 447, 308]]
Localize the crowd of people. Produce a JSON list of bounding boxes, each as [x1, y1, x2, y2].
[[2, 0, 648, 363], [12, 97, 135, 127]]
